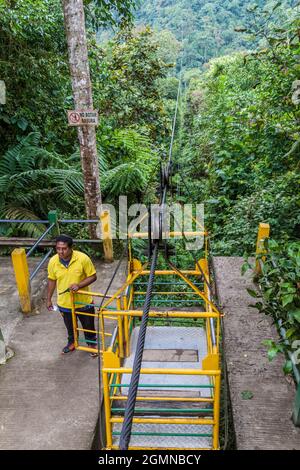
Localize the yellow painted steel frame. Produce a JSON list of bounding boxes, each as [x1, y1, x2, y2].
[[255, 222, 270, 275], [70, 234, 221, 451], [11, 248, 31, 313]]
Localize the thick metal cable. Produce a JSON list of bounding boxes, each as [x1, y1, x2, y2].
[[96, 240, 128, 449], [119, 242, 159, 450], [118, 55, 183, 450]]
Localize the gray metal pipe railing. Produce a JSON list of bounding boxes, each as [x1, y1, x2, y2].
[[30, 249, 54, 282], [26, 224, 55, 258], [109, 325, 119, 350], [59, 219, 99, 223], [0, 219, 49, 223], [0, 218, 99, 224], [210, 318, 217, 347], [207, 291, 217, 347]]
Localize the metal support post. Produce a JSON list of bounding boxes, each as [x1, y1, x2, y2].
[[101, 210, 114, 263], [255, 222, 270, 275], [48, 210, 60, 236], [11, 248, 31, 313]]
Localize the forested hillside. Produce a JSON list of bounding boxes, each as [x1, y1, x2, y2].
[[0, 0, 299, 369], [0, 1, 171, 236], [171, 2, 300, 364], [174, 4, 300, 254], [135, 0, 296, 67]]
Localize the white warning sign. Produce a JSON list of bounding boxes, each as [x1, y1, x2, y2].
[[67, 110, 98, 126]]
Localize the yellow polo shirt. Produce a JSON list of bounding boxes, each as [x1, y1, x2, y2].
[[48, 250, 96, 309]]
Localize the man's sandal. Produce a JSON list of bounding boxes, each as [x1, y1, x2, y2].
[[61, 342, 75, 354]]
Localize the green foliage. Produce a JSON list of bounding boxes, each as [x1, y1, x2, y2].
[[135, 0, 295, 68], [90, 27, 171, 141], [0, 0, 138, 154], [0, 2, 172, 235], [247, 239, 300, 374], [0, 132, 84, 236], [178, 5, 300, 255], [241, 390, 254, 399], [0, 0, 71, 153], [101, 128, 159, 202], [0, 126, 160, 237], [85, 0, 135, 29]]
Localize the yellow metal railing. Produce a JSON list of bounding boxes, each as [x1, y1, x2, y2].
[[102, 367, 221, 450], [70, 230, 221, 450]]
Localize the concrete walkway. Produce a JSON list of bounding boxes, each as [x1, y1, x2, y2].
[[214, 257, 300, 450], [0, 257, 48, 344], [0, 258, 127, 450], [2, 254, 300, 450]]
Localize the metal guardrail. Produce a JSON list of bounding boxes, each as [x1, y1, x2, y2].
[[0, 218, 98, 224], [29, 249, 53, 282], [4, 209, 114, 314], [26, 223, 55, 258], [0, 219, 49, 223]]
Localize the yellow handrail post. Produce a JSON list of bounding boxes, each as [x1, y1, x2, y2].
[[123, 294, 129, 357], [11, 248, 31, 313], [213, 373, 221, 450], [103, 371, 113, 449], [71, 292, 78, 349], [255, 222, 270, 275], [100, 209, 114, 263], [116, 297, 124, 358]]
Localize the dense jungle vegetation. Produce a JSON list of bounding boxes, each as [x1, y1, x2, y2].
[[0, 0, 171, 237], [1, 0, 298, 247], [0, 1, 299, 364], [136, 0, 297, 67], [178, 8, 300, 255]]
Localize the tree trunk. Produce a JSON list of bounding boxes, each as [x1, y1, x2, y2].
[[62, 0, 101, 239]]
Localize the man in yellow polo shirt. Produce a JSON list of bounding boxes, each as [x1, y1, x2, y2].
[[47, 234, 97, 355]]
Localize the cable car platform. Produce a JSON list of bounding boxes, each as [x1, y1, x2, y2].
[[112, 325, 213, 449], [71, 244, 222, 450]]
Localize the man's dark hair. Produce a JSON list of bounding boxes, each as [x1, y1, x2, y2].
[[55, 234, 73, 247]]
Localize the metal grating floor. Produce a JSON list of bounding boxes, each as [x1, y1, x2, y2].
[[112, 421, 213, 449], [112, 327, 213, 449], [121, 326, 212, 398]]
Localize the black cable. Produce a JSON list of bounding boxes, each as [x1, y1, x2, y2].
[[97, 240, 129, 449], [119, 242, 159, 450], [118, 54, 183, 450]]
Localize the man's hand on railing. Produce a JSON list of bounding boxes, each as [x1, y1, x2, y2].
[[69, 284, 80, 292]]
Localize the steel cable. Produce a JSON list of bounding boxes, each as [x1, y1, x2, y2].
[[97, 240, 128, 449], [118, 54, 183, 450], [119, 242, 159, 450]]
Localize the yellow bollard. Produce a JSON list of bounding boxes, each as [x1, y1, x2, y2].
[[100, 210, 114, 263], [11, 248, 31, 313], [255, 222, 270, 275]]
